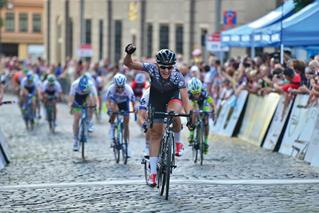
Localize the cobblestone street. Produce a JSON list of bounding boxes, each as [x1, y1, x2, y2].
[[1, 95, 319, 212]]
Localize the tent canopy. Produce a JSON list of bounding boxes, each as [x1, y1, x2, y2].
[[221, 0, 295, 47], [254, 0, 319, 47]]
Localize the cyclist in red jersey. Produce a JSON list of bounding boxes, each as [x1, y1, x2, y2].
[[131, 73, 148, 100]]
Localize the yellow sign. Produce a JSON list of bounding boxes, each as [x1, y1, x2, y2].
[[128, 2, 138, 21]]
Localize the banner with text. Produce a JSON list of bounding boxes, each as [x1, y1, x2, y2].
[[263, 96, 293, 151]]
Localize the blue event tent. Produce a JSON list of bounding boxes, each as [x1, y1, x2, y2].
[[221, 0, 295, 47], [254, 0, 319, 47]]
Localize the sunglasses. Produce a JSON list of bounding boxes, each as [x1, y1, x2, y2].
[[159, 65, 173, 70], [116, 86, 125, 89], [191, 91, 201, 95]]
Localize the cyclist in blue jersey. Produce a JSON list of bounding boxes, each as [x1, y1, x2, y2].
[[69, 75, 98, 151], [124, 44, 193, 186], [20, 72, 41, 115]]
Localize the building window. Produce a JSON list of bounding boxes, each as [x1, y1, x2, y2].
[[32, 14, 41, 33], [19, 13, 28, 32], [175, 25, 183, 54], [159, 24, 169, 49], [201, 29, 207, 47], [114, 20, 122, 63], [146, 23, 153, 57], [99, 20, 103, 60], [85, 19, 92, 44], [5, 12, 15, 32]]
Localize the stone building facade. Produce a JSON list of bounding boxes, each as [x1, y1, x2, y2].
[[45, 0, 277, 64]]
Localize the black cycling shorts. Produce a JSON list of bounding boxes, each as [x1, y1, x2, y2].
[[149, 88, 181, 122]]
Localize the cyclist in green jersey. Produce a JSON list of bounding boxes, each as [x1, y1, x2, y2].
[[187, 77, 215, 154]]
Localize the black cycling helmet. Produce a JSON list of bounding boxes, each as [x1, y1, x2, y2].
[[156, 49, 176, 65]]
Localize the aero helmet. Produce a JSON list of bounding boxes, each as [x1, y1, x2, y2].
[[135, 73, 146, 84], [188, 77, 202, 94], [79, 75, 89, 92], [114, 73, 127, 87], [156, 49, 176, 65]]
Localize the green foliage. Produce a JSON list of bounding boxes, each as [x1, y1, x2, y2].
[[293, 0, 314, 12]]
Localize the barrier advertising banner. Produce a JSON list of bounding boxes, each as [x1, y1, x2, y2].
[[238, 93, 280, 146], [212, 99, 230, 133], [263, 96, 293, 150], [279, 95, 319, 157], [219, 91, 248, 137], [305, 114, 319, 166]]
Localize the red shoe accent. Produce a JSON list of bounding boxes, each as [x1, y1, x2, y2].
[[148, 174, 156, 187], [175, 142, 184, 157]]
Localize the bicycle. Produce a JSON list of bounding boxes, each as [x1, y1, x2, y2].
[[110, 110, 136, 165], [22, 94, 36, 131], [149, 108, 191, 200], [191, 110, 213, 165], [44, 95, 57, 133], [74, 103, 96, 160]]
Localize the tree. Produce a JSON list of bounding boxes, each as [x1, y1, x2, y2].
[[293, 0, 314, 12]]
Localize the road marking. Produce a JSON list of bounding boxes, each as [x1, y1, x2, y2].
[[1, 179, 319, 190]]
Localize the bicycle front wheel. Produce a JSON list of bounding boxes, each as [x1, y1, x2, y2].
[[192, 128, 199, 164], [164, 133, 174, 200], [113, 125, 121, 164], [113, 135, 120, 164], [80, 118, 87, 161], [122, 138, 128, 165], [158, 138, 166, 194], [199, 123, 204, 166]]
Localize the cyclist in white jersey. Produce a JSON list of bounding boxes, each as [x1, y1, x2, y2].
[[41, 74, 62, 126], [104, 73, 136, 156]]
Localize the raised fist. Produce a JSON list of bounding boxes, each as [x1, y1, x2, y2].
[[125, 43, 136, 55]]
